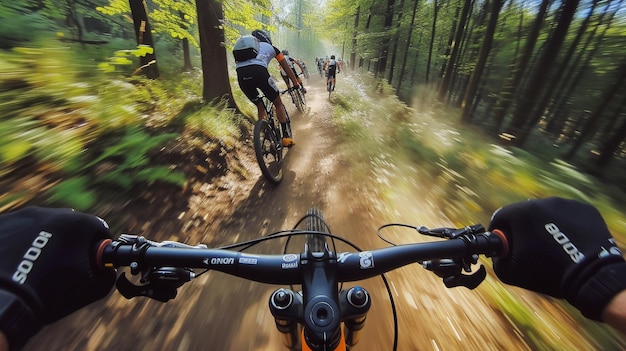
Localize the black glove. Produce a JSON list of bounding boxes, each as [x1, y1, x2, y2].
[[0, 207, 116, 349], [488, 197, 626, 321]]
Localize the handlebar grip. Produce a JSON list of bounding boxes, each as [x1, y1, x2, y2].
[[490, 229, 509, 258], [95, 239, 112, 270]]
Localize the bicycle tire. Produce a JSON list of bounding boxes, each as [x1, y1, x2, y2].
[[253, 119, 283, 184], [297, 88, 306, 112], [327, 80, 332, 99], [290, 88, 302, 112], [306, 207, 327, 252]]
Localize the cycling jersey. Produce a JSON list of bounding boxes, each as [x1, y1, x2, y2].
[[280, 55, 298, 77], [327, 59, 338, 78], [236, 42, 283, 69]]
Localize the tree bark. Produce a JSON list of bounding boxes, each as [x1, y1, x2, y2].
[[195, 0, 235, 107], [565, 60, 626, 160], [129, 0, 160, 79], [426, 0, 440, 83], [506, 0, 580, 147], [376, 0, 396, 79], [397, 0, 420, 92], [437, 0, 472, 102], [491, 0, 550, 133], [461, 0, 503, 122]]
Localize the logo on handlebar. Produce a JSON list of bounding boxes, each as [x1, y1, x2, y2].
[[210, 257, 235, 265], [282, 254, 299, 269], [359, 251, 374, 269], [337, 252, 352, 263]]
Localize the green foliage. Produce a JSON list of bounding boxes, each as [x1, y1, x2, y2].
[[184, 101, 243, 148], [98, 45, 156, 73], [47, 177, 97, 211]]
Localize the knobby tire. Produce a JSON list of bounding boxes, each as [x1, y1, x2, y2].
[[297, 88, 306, 112], [306, 207, 327, 252], [253, 119, 283, 184]]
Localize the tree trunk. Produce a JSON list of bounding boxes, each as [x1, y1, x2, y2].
[[377, 0, 396, 79], [437, 0, 472, 102], [195, 0, 235, 107], [425, 0, 440, 83], [491, 0, 550, 133], [461, 0, 503, 122], [182, 37, 193, 72], [547, 0, 620, 134], [387, 0, 405, 85], [507, 0, 580, 147], [350, 6, 360, 71], [594, 107, 626, 170], [397, 0, 420, 92], [129, 0, 159, 79], [565, 60, 626, 160]]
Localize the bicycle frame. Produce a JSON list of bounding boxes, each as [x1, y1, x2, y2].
[[98, 218, 506, 351]]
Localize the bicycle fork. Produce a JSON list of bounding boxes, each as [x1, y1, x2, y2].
[[269, 286, 371, 350]]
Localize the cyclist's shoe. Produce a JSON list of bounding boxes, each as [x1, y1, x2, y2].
[[282, 137, 295, 148]]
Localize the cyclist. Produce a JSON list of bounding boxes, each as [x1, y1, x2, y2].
[[316, 58, 324, 77], [324, 55, 340, 91], [0, 197, 625, 350], [278, 49, 306, 92], [234, 29, 301, 147]]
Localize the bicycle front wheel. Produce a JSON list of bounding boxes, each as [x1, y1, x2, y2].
[[253, 119, 283, 184], [296, 88, 306, 112], [306, 207, 327, 253]]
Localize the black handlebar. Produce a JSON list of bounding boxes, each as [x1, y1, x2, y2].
[[97, 227, 507, 350], [98, 230, 506, 285]]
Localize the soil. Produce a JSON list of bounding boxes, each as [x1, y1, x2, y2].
[[22, 77, 616, 351]]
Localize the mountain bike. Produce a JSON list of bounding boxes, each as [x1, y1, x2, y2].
[[97, 208, 507, 351], [327, 78, 333, 99], [284, 75, 306, 113], [253, 93, 293, 184]]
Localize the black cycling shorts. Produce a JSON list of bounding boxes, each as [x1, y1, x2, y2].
[[237, 64, 279, 103], [327, 66, 337, 79]]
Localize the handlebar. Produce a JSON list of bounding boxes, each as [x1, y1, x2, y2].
[[98, 229, 506, 286], [96, 224, 508, 351]]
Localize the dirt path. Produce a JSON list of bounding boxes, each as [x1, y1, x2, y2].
[[24, 77, 606, 350]]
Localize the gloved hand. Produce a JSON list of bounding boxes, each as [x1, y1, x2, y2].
[[0, 207, 116, 349], [488, 197, 626, 321]]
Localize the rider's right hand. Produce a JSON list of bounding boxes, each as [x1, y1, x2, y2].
[[488, 197, 626, 321], [0, 207, 116, 350]]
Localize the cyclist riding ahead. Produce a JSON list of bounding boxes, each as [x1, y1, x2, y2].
[[279, 49, 307, 92], [324, 55, 341, 91], [1, 197, 625, 350], [234, 29, 301, 147]]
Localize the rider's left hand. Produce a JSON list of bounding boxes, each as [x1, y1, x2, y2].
[[0, 207, 116, 349]]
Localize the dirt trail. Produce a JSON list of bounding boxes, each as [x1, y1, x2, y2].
[[24, 77, 599, 351]]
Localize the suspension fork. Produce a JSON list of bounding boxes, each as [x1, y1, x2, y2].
[[269, 249, 371, 350]]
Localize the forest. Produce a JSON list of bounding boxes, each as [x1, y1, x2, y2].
[[322, 0, 626, 186], [1, 0, 623, 208]]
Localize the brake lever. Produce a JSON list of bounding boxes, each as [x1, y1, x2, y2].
[[422, 257, 486, 290], [115, 266, 195, 302]]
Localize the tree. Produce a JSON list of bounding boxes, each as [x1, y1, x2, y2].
[[376, 0, 396, 79], [425, 0, 440, 83], [505, 0, 580, 147], [461, 0, 504, 122], [438, 0, 472, 102], [129, 0, 160, 79], [196, 0, 235, 106], [397, 0, 420, 92], [564, 59, 626, 161]]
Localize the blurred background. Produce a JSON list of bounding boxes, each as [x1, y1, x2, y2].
[[1, 0, 625, 350]]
